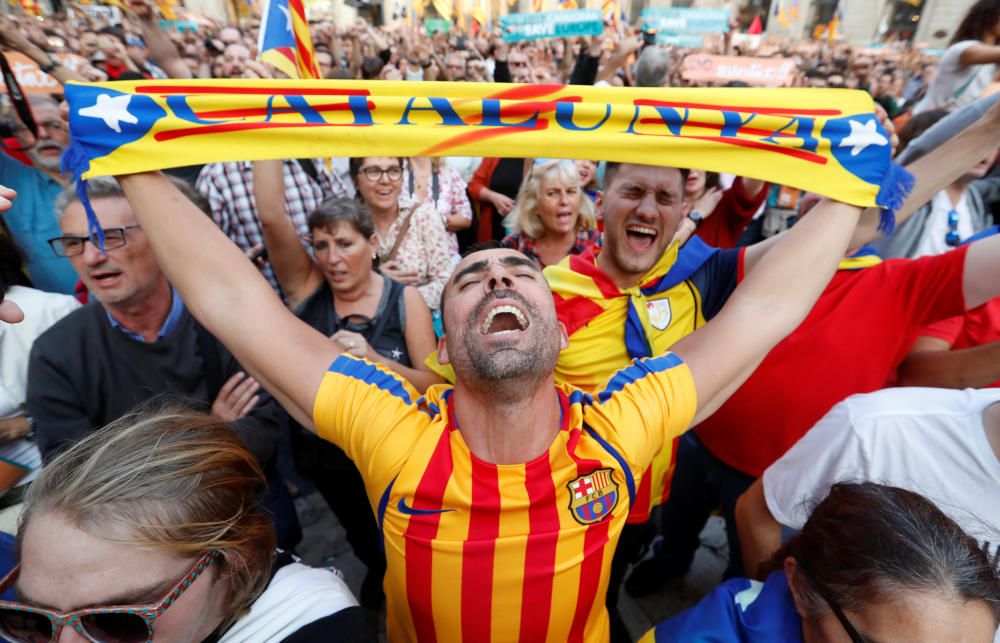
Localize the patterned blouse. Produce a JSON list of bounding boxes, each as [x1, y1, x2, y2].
[[400, 164, 473, 262], [375, 203, 454, 311], [500, 229, 602, 268]]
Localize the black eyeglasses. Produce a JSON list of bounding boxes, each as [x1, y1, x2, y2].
[[945, 208, 960, 247], [48, 225, 142, 257], [359, 166, 403, 182], [801, 568, 868, 643], [14, 120, 64, 133]]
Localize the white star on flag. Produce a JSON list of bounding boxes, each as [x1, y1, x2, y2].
[[278, 5, 293, 32], [839, 119, 888, 157], [78, 94, 138, 134]]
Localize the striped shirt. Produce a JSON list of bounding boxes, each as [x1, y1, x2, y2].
[[313, 353, 697, 642]]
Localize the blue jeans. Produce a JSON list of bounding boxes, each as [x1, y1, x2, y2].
[[653, 432, 756, 579]]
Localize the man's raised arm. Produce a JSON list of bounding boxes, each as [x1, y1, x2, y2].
[[673, 197, 862, 424], [118, 172, 339, 429]]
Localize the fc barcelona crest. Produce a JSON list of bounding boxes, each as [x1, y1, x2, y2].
[[567, 468, 619, 525]]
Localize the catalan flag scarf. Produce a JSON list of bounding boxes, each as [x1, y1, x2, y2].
[[548, 237, 718, 360], [62, 81, 911, 246]]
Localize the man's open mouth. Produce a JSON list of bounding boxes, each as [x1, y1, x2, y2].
[[480, 304, 529, 335]]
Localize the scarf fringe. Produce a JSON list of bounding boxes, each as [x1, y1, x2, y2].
[[61, 142, 106, 252], [874, 162, 914, 237]]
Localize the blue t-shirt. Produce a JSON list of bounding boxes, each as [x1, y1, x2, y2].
[[640, 572, 803, 643], [0, 155, 77, 294]]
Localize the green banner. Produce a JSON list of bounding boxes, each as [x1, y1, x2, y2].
[[500, 9, 603, 42], [425, 18, 452, 35]]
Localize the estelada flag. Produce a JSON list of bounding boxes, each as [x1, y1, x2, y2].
[[257, 0, 320, 79]]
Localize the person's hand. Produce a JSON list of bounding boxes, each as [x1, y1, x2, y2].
[[0, 185, 16, 214], [79, 63, 109, 82], [245, 243, 268, 271], [330, 330, 373, 359], [0, 15, 36, 54], [0, 417, 30, 443], [873, 103, 899, 156], [424, 60, 440, 81], [380, 262, 421, 285], [490, 192, 515, 215], [669, 216, 698, 248], [493, 38, 509, 62], [242, 60, 276, 79], [692, 187, 723, 218], [127, 0, 155, 21], [0, 297, 23, 324], [381, 65, 403, 81], [211, 372, 261, 422]]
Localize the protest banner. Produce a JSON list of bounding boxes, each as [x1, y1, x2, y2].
[[79, 4, 123, 25], [500, 9, 603, 42], [425, 18, 451, 34], [2, 53, 88, 94], [640, 7, 730, 34], [681, 54, 797, 86], [656, 33, 704, 47]]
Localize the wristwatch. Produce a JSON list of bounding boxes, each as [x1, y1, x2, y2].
[[687, 209, 705, 227], [39, 56, 60, 74]]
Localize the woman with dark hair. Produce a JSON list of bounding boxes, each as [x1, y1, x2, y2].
[[346, 156, 452, 311], [915, 0, 1000, 113], [640, 482, 1000, 642], [253, 160, 440, 610]]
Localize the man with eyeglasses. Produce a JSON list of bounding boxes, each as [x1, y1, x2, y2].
[[443, 53, 467, 81], [23, 177, 296, 542], [0, 95, 78, 295]]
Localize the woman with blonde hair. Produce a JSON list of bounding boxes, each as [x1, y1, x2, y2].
[[501, 159, 600, 268], [0, 406, 372, 642]]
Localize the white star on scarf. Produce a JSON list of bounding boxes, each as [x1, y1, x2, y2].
[[839, 119, 888, 157], [78, 94, 138, 134]]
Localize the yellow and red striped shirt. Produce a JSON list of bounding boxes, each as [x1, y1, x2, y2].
[[545, 239, 742, 522], [313, 352, 697, 642]]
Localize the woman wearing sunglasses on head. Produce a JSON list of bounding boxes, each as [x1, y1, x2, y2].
[[0, 406, 373, 643], [639, 482, 1000, 643], [253, 161, 441, 610]]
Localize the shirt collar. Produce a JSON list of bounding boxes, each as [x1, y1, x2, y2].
[[106, 288, 185, 343]]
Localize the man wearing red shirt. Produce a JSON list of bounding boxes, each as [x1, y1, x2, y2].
[[627, 111, 1000, 591]]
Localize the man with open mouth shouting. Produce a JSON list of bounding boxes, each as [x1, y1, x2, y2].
[[116, 168, 863, 643]]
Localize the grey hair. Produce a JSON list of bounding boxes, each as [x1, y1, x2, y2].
[[54, 176, 124, 221], [55, 175, 211, 221], [635, 47, 671, 88]]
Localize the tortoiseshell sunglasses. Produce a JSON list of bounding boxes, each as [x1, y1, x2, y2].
[[0, 550, 219, 643]]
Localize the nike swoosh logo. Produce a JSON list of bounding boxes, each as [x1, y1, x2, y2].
[[397, 497, 455, 516]]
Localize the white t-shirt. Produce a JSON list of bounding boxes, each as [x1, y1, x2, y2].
[[764, 387, 1000, 554], [915, 41, 997, 114], [219, 561, 358, 643], [910, 189, 977, 258]]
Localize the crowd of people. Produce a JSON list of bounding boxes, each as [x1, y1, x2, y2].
[[0, 0, 999, 641]]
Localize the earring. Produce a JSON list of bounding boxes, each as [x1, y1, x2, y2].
[[372, 252, 378, 260]]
